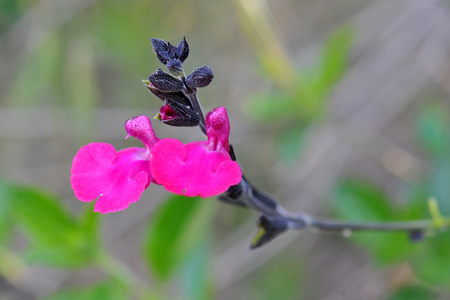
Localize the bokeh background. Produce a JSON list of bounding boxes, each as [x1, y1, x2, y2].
[[2, 0, 450, 299]]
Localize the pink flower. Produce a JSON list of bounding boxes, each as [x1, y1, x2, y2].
[[150, 107, 241, 197], [70, 116, 158, 214], [70, 107, 242, 213]]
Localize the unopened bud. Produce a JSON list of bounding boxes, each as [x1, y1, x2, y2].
[[166, 59, 184, 77], [151, 37, 170, 65], [251, 215, 288, 249], [186, 66, 214, 88], [144, 80, 192, 107], [148, 69, 183, 92], [177, 37, 189, 62]]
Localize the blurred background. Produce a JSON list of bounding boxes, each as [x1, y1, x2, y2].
[[2, 0, 450, 299]]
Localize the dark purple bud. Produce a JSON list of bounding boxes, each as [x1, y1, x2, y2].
[[156, 99, 200, 127], [186, 66, 214, 88], [409, 229, 425, 242], [166, 59, 184, 76], [151, 37, 170, 65], [250, 215, 288, 249], [177, 37, 189, 62], [144, 81, 192, 107], [148, 69, 183, 92]]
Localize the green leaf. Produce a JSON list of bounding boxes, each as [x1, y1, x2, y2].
[[10, 185, 81, 246], [9, 184, 97, 267], [333, 181, 393, 222], [316, 27, 353, 91], [387, 285, 436, 300], [332, 181, 417, 264], [415, 103, 450, 156], [412, 231, 450, 286], [179, 237, 213, 300], [0, 181, 14, 243], [428, 159, 450, 215], [41, 280, 127, 300], [143, 194, 214, 280]]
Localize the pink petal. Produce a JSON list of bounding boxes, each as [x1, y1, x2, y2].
[[70, 143, 152, 214], [150, 139, 242, 197], [206, 107, 231, 151], [124, 115, 159, 149]]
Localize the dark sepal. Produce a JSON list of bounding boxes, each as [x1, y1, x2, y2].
[[156, 99, 200, 127], [217, 181, 248, 208], [186, 66, 214, 88], [148, 69, 183, 92], [151, 37, 170, 65], [166, 59, 184, 77], [143, 80, 192, 107], [250, 215, 289, 249], [177, 37, 189, 62]]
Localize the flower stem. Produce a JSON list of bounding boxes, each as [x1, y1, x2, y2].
[[278, 197, 449, 233], [188, 92, 206, 135], [181, 76, 206, 135], [308, 217, 432, 232]]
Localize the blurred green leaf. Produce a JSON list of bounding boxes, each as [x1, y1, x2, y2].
[[41, 280, 127, 300], [10, 185, 81, 246], [316, 26, 353, 91], [333, 180, 393, 221], [245, 27, 352, 124], [8, 184, 98, 267], [387, 285, 436, 300], [332, 180, 417, 264], [0, 0, 22, 33], [179, 237, 213, 300], [0, 181, 14, 243], [80, 203, 101, 251], [412, 231, 450, 286], [143, 194, 214, 281], [415, 103, 450, 156], [428, 159, 450, 215], [24, 205, 100, 267]]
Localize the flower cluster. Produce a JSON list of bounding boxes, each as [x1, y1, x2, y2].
[[70, 37, 241, 214]]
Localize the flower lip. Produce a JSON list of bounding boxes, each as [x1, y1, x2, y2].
[[150, 138, 242, 198], [124, 116, 159, 151], [71, 143, 152, 214]]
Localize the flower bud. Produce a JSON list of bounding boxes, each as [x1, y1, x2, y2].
[[151, 37, 190, 76], [251, 215, 288, 249], [155, 99, 200, 127], [177, 37, 189, 63], [148, 69, 183, 92], [186, 66, 214, 88], [143, 80, 192, 107], [166, 59, 184, 77], [151, 37, 170, 65]]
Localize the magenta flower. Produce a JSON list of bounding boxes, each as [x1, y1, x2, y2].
[[150, 107, 241, 197], [71, 107, 241, 213], [70, 116, 158, 214]]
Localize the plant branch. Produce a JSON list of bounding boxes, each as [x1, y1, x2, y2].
[[286, 213, 436, 232], [181, 76, 206, 135]]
